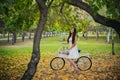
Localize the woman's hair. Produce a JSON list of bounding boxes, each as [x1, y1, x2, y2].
[[67, 28, 76, 44]]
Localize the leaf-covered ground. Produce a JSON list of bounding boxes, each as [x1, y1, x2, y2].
[[0, 53, 120, 80], [34, 53, 120, 80]]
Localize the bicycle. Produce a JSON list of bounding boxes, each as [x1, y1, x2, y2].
[[50, 46, 92, 71]]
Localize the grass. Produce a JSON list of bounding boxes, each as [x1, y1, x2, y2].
[[0, 36, 120, 55]]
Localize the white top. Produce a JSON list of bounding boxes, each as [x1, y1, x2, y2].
[[67, 36, 79, 59], [69, 37, 72, 47]]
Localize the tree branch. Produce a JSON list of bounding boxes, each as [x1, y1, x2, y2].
[[48, 0, 54, 8], [60, 3, 64, 13], [60, 3, 71, 25], [36, 0, 47, 9], [67, 0, 120, 36]]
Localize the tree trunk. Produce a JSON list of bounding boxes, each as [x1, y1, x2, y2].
[[45, 32, 47, 37], [47, 32, 49, 37], [0, 33, 2, 38], [51, 32, 53, 37], [48, 32, 49, 37], [29, 32, 32, 39], [21, 0, 48, 79], [82, 32, 85, 38], [22, 32, 25, 42], [96, 30, 99, 41], [13, 32, 17, 43], [85, 32, 88, 40], [82, 32, 88, 39], [112, 39, 115, 55], [3, 31, 5, 38], [116, 33, 120, 39], [12, 32, 15, 45], [107, 28, 111, 44], [8, 32, 9, 43], [112, 29, 115, 55]]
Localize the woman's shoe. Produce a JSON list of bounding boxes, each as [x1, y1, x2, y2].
[[69, 67, 75, 73], [75, 67, 79, 74]]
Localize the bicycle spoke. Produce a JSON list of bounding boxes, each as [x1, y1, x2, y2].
[[77, 56, 92, 71], [50, 57, 65, 70]]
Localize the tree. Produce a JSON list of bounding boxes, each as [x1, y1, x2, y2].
[[111, 29, 115, 55], [66, 0, 120, 36], [21, 0, 53, 79], [0, 0, 37, 43]]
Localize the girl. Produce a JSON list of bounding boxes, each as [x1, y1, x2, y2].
[[67, 27, 79, 72]]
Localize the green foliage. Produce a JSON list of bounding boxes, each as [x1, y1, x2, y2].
[[0, 0, 39, 32], [1, 0, 119, 34], [85, 0, 120, 21]]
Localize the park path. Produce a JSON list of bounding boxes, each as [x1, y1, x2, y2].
[[0, 36, 34, 41]]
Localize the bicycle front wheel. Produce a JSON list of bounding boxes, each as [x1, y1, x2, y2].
[[50, 57, 65, 70], [76, 56, 92, 71]]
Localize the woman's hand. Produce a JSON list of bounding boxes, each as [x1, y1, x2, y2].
[[68, 48, 70, 50], [62, 42, 68, 44], [68, 48, 72, 50]]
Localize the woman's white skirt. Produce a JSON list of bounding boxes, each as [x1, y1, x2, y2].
[[67, 46, 79, 59]]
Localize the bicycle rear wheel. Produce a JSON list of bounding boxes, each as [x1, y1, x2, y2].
[[50, 57, 65, 70], [76, 56, 92, 71]]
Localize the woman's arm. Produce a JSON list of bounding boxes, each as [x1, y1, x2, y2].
[[68, 37, 77, 50]]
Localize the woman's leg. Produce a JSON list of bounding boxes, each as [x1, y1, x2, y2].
[[67, 59, 76, 71]]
